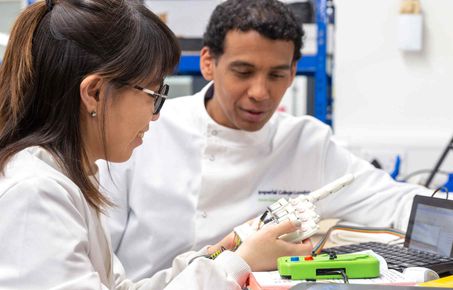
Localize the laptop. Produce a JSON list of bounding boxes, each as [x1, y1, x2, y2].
[[324, 195, 453, 276]]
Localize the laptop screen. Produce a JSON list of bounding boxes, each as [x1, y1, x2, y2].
[[404, 195, 453, 257]]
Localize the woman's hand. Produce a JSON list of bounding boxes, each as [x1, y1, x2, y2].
[[207, 218, 256, 255], [235, 220, 313, 271], [207, 231, 237, 255]]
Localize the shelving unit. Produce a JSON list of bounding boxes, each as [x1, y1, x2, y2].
[[176, 0, 334, 125]]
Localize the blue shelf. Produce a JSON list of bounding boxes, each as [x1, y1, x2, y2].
[[297, 56, 318, 74], [176, 55, 318, 76], [176, 55, 201, 76], [314, 0, 331, 125], [174, 0, 333, 126]]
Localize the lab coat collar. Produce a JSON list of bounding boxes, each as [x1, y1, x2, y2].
[[17, 146, 66, 175], [198, 82, 274, 148], [24, 146, 99, 178]]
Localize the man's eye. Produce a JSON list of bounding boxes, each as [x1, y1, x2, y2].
[[270, 73, 285, 79], [233, 70, 252, 77]]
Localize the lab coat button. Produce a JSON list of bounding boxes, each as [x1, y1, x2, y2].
[[211, 130, 218, 136], [201, 211, 207, 218], [209, 155, 215, 161]]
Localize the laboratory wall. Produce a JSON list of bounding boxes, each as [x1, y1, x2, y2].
[[0, 1, 21, 58], [334, 0, 453, 182]]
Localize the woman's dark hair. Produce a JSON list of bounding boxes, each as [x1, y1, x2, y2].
[[0, 0, 180, 212], [203, 0, 304, 61]]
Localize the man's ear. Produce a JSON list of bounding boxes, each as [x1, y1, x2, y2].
[[290, 61, 297, 83], [200, 47, 215, 81], [80, 74, 103, 115]]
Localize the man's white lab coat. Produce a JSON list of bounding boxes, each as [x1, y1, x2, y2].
[[0, 147, 250, 289], [100, 83, 430, 281]]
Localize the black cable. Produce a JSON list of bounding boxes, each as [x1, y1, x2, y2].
[[259, 210, 269, 223], [319, 269, 349, 283], [431, 186, 450, 199], [338, 270, 349, 284], [187, 255, 209, 265], [425, 135, 453, 188], [259, 210, 276, 228]]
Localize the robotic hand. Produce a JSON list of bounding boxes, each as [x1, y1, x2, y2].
[[234, 174, 355, 243]]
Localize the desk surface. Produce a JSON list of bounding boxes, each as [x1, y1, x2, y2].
[[312, 219, 405, 249]]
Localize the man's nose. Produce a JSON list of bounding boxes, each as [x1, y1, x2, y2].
[[248, 76, 270, 102]]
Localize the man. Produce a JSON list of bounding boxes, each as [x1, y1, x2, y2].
[[100, 0, 430, 281]]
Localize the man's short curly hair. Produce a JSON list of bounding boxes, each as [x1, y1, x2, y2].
[[203, 0, 304, 62]]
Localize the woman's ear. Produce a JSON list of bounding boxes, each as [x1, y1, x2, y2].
[[80, 75, 103, 116], [200, 47, 215, 81]]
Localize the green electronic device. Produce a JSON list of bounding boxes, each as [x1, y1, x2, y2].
[[277, 253, 380, 280]]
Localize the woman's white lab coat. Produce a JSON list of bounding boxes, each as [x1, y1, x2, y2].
[[0, 147, 250, 289]]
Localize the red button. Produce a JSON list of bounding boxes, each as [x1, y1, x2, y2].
[[304, 256, 314, 261]]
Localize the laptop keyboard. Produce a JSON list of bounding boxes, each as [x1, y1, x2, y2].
[[324, 242, 453, 272]]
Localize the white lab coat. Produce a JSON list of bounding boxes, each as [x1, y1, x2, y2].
[[99, 83, 431, 281], [0, 147, 250, 289]]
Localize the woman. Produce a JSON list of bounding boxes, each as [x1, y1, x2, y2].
[[0, 0, 310, 289]]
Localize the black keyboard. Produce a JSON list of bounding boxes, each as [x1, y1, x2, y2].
[[324, 242, 453, 275]]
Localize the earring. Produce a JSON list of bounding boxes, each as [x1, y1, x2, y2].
[[90, 111, 97, 118]]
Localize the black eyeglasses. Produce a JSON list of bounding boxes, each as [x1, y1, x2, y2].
[[133, 83, 169, 115]]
